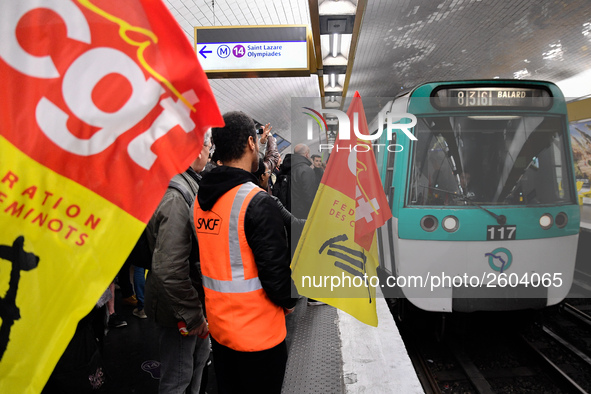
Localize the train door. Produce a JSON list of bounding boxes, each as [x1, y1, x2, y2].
[[377, 137, 398, 296]]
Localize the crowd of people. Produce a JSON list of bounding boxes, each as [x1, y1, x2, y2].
[[44, 111, 327, 394]]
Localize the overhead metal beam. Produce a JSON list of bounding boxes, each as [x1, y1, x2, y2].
[[308, 0, 325, 100], [340, 0, 367, 110]]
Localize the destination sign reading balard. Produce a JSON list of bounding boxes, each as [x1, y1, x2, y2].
[[432, 87, 553, 109]]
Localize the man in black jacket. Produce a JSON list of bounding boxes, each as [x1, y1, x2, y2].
[[193, 111, 296, 394], [311, 154, 324, 186], [289, 144, 318, 259], [273, 153, 291, 211], [291, 144, 318, 219]]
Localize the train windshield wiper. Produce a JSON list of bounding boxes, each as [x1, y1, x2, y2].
[[423, 185, 460, 195], [455, 195, 507, 225]]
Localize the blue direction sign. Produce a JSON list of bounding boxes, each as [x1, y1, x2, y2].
[[194, 25, 310, 77], [199, 45, 212, 58]]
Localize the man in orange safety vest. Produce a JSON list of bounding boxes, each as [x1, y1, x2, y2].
[[193, 111, 296, 394]]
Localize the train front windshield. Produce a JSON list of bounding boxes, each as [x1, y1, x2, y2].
[[408, 115, 575, 206]]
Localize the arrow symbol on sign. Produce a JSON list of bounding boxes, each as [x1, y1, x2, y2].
[[199, 46, 212, 59]]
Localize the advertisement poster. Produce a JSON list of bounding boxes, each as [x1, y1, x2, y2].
[[570, 118, 591, 204]]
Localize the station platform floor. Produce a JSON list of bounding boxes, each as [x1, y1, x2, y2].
[[282, 296, 423, 393], [97, 290, 423, 393]]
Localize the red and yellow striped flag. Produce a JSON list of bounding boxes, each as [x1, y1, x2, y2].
[[291, 92, 392, 326], [0, 1, 223, 392]]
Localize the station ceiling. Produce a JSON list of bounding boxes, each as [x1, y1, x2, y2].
[[164, 0, 591, 152]]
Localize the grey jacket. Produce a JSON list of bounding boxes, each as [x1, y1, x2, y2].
[[144, 170, 205, 330]]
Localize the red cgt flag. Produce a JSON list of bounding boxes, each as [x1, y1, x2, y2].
[[322, 91, 392, 251], [0, 1, 223, 392]]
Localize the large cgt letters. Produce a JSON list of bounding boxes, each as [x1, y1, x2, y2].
[[0, 1, 199, 170]]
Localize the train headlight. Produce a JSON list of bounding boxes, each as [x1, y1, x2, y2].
[[420, 215, 438, 232], [555, 212, 568, 228], [539, 213, 553, 230], [442, 215, 459, 232]]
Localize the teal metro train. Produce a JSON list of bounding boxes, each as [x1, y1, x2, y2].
[[370, 80, 579, 314]]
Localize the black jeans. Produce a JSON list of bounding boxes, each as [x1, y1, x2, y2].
[[211, 337, 287, 394], [116, 258, 134, 299]]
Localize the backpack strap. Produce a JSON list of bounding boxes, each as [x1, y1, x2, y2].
[[168, 178, 199, 264], [168, 179, 194, 207]]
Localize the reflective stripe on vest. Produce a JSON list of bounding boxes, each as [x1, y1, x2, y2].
[[201, 182, 262, 293]]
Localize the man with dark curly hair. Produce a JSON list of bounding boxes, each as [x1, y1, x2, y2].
[[192, 111, 296, 394]]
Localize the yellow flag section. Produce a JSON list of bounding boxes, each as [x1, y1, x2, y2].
[[0, 137, 144, 393], [292, 181, 379, 327]]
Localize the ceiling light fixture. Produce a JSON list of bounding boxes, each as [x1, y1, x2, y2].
[[332, 33, 339, 57]]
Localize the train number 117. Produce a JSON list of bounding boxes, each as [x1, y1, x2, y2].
[[487, 225, 517, 240]]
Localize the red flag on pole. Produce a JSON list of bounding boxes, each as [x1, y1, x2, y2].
[[321, 91, 393, 250], [292, 92, 392, 326], [350, 91, 392, 250]]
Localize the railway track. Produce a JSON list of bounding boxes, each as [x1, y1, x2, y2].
[[521, 327, 589, 393], [394, 305, 591, 393], [521, 301, 591, 393]]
